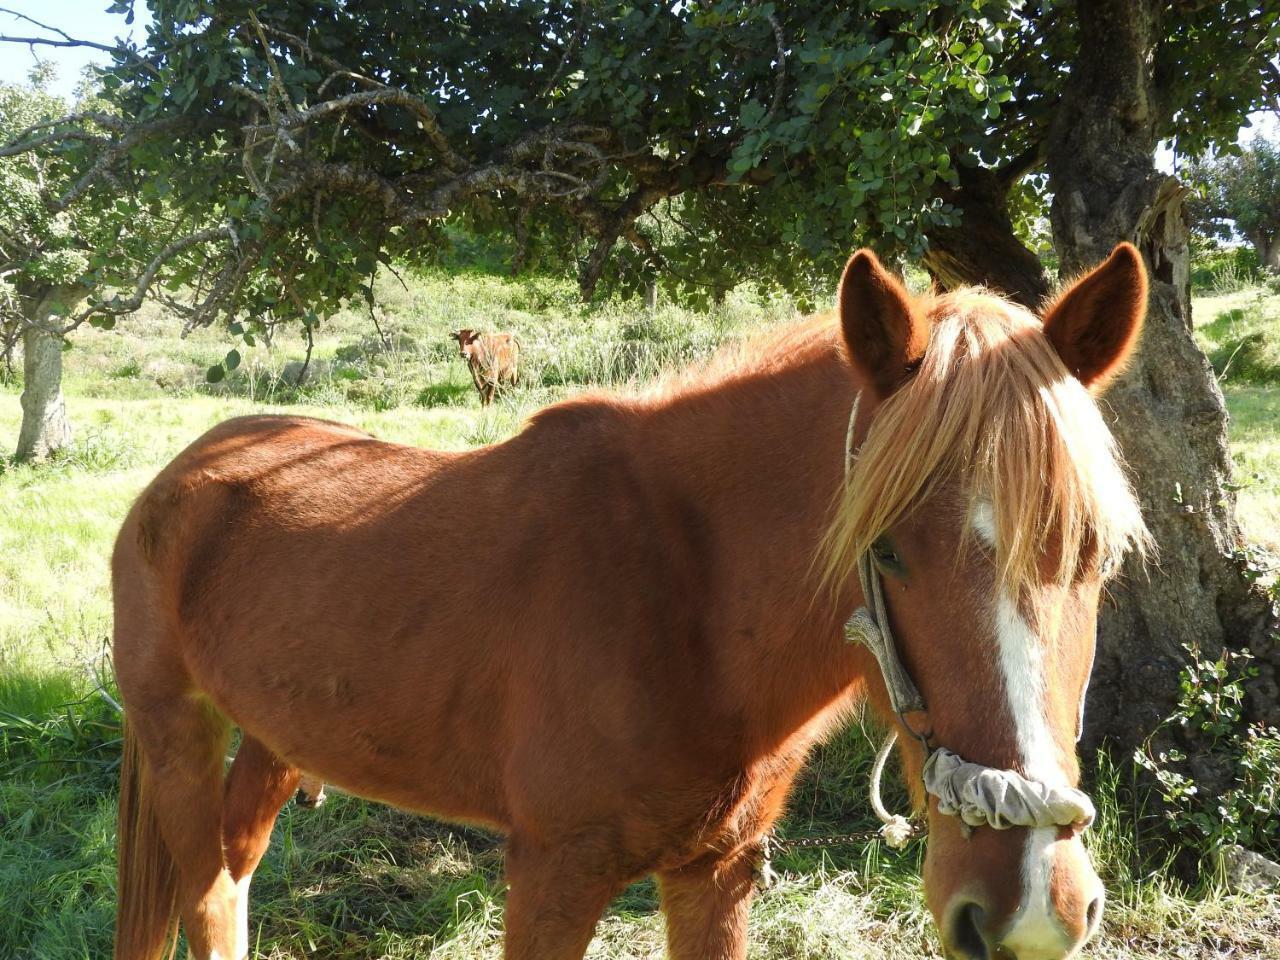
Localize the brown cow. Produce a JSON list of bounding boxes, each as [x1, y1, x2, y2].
[[450, 328, 519, 406]]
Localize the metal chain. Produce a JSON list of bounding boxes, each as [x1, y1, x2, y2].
[[754, 823, 924, 892], [768, 826, 922, 852]]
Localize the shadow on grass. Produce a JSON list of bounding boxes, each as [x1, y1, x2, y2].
[[416, 380, 474, 408], [4, 666, 1271, 959]]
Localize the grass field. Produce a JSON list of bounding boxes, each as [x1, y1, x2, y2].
[[1, 268, 1277, 959]]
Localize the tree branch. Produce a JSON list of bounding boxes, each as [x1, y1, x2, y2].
[[0, 33, 119, 52], [244, 87, 467, 172], [0, 6, 159, 76], [0, 6, 118, 52], [67, 224, 236, 331]]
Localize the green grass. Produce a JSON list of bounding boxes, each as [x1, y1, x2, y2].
[[1193, 286, 1280, 552], [1189, 245, 1267, 295], [1, 267, 1278, 958], [1195, 287, 1280, 387]]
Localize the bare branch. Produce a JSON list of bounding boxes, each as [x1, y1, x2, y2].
[[2, 111, 142, 147], [68, 224, 235, 330], [576, 183, 678, 298], [762, 12, 787, 127], [0, 126, 107, 157], [0, 6, 159, 76], [2, 113, 193, 212], [318, 69, 387, 97], [253, 23, 355, 79], [0, 6, 116, 51], [540, 4, 587, 97], [996, 141, 1046, 187], [244, 88, 467, 172], [55, 117, 189, 211], [246, 10, 295, 125], [0, 33, 119, 52], [228, 82, 269, 113]]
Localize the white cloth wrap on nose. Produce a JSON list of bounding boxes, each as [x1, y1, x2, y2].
[[923, 748, 1096, 830]]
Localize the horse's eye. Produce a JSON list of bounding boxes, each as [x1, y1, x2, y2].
[[871, 538, 905, 574]]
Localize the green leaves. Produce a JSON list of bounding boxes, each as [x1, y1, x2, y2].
[[739, 100, 767, 131], [14, 0, 1268, 326], [1187, 136, 1280, 254]]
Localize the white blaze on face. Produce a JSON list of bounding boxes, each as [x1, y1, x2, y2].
[[971, 499, 1078, 956]]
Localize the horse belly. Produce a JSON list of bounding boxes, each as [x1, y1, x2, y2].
[[187, 608, 513, 828]]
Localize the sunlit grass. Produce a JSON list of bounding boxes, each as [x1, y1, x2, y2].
[[1192, 284, 1280, 553]]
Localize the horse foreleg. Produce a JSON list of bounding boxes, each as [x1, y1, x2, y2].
[[658, 846, 758, 960], [502, 833, 623, 960], [222, 736, 302, 957]]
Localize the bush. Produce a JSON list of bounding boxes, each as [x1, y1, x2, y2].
[[1136, 637, 1280, 865], [1190, 245, 1263, 293]]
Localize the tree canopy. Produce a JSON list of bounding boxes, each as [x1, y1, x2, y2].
[[0, 73, 168, 349], [1189, 135, 1280, 271], [46, 0, 1020, 319], [2, 1, 1276, 331]]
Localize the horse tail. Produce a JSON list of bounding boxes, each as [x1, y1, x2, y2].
[[114, 719, 180, 960]]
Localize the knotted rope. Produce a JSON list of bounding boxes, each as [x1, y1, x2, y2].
[[841, 391, 1095, 847]]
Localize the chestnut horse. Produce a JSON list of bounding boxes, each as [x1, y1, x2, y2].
[[112, 245, 1149, 960]]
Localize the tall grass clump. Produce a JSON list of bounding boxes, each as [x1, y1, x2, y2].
[[1196, 296, 1280, 386], [0, 665, 122, 960], [1190, 244, 1264, 294]]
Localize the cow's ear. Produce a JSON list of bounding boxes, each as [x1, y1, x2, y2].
[[1042, 243, 1147, 394], [838, 249, 927, 397]]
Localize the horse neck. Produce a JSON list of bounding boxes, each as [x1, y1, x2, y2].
[[644, 330, 866, 758]]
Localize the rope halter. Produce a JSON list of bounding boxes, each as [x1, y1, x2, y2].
[[841, 393, 1095, 848]]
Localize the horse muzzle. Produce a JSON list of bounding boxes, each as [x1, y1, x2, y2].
[[937, 825, 1105, 960]]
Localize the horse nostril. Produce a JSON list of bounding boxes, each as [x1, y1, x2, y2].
[[1086, 893, 1104, 934], [949, 901, 990, 960]]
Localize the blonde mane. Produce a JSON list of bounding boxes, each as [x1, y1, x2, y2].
[[820, 289, 1149, 594]]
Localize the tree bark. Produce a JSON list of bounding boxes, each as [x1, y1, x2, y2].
[[15, 288, 76, 462], [922, 164, 1052, 305], [1046, 0, 1276, 768], [644, 278, 658, 314], [1258, 235, 1280, 273]]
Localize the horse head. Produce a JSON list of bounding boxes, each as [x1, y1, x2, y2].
[[825, 245, 1148, 959]]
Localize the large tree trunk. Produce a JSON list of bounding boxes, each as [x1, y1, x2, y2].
[[15, 289, 75, 462], [1046, 0, 1276, 774], [1257, 234, 1280, 273]]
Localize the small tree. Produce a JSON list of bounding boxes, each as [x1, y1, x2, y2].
[[0, 72, 177, 460], [1189, 135, 1280, 271]]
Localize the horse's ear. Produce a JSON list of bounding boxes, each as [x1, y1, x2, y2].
[[1041, 243, 1147, 393], [838, 249, 928, 397]]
